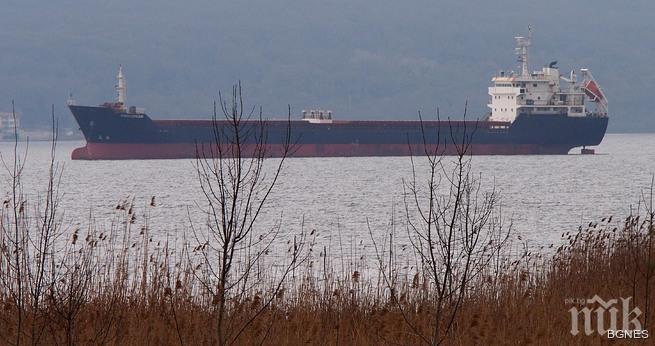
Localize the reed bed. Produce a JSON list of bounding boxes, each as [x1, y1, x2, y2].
[[0, 198, 653, 345]]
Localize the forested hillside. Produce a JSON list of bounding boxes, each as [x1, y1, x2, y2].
[[1, 0, 652, 132]]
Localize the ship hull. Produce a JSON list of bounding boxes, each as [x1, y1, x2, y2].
[[68, 105, 608, 160], [71, 142, 576, 160]]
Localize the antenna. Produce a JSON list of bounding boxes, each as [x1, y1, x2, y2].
[[116, 65, 126, 108], [515, 26, 532, 77]]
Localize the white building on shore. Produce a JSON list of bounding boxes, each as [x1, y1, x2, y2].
[[0, 112, 18, 140]]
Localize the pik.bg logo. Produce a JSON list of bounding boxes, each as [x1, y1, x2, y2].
[[567, 295, 649, 339]]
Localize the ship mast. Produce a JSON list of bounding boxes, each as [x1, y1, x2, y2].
[[515, 27, 532, 77], [116, 65, 126, 108]]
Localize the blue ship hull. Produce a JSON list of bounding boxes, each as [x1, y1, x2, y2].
[[68, 105, 608, 159]]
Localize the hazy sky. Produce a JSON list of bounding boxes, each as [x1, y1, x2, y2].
[[1, 0, 653, 132]]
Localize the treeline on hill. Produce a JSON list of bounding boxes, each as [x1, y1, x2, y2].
[[3, 0, 654, 132], [0, 94, 653, 345]]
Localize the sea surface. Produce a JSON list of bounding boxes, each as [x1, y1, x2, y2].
[[1, 134, 654, 268]]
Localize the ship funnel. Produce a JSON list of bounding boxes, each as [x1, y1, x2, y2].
[[116, 65, 126, 108]]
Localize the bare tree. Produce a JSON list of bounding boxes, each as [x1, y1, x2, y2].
[[191, 83, 308, 345], [0, 103, 65, 345], [371, 107, 510, 345], [0, 100, 28, 346]]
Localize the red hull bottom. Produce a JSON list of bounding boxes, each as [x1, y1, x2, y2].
[[72, 142, 573, 160]]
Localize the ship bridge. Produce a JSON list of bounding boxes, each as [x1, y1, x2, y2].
[[488, 29, 607, 123]]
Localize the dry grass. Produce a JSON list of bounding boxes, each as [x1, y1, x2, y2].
[[0, 203, 652, 345]]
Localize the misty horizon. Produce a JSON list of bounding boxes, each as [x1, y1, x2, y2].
[[1, 0, 653, 132]]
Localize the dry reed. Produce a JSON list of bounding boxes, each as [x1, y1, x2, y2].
[[0, 198, 652, 345]]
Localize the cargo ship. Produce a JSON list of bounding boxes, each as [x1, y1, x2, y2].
[[69, 31, 608, 160]]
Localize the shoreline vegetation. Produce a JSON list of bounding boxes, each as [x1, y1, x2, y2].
[[1, 96, 654, 345]]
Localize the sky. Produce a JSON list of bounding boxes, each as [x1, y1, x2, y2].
[[1, 0, 653, 132]]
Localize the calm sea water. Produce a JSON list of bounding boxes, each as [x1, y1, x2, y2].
[[1, 134, 654, 264]]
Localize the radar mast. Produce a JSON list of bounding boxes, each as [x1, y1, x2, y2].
[[515, 26, 532, 77], [116, 65, 126, 109]]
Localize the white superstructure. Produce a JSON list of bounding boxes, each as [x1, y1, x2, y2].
[[0, 112, 18, 140], [301, 109, 333, 124], [488, 29, 608, 123]]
